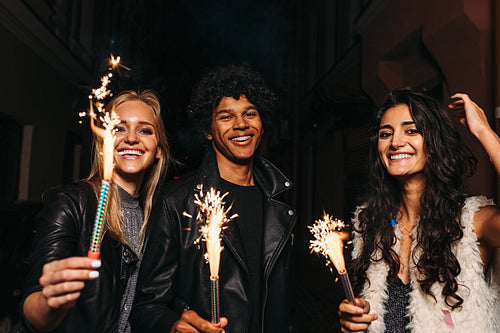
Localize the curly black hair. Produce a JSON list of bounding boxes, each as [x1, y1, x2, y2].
[[350, 87, 477, 310], [188, 63, 277, 140]]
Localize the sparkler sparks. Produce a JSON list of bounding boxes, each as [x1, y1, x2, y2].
[[309, 212, 356, 305], [309, 213, 349, 272], [193, 186, 238, 279], [191, 186, 238, 324]]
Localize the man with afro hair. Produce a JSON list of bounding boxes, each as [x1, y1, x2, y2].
[[131, 64, 296, 333]]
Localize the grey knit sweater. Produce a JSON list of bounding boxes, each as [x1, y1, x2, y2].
[[116, 186, 143, 333]]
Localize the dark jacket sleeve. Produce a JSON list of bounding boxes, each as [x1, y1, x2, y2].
[[23, 185, 85, 299], [130, 192, 182, 332], [20, 184, 87, 331]]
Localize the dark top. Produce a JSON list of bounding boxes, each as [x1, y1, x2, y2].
[[221, 178, 264, 333], [383, 277, 411, 333], [131, 146, 296, 333]]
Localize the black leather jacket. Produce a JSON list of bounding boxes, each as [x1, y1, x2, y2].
[[131, 148, 296, 333], [19, 182, 138, 333]]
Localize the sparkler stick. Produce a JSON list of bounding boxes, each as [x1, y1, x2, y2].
[[309, 213, 356, 305], [191, 187, 238, 324]]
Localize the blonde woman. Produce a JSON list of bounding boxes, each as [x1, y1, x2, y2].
[[20, 90, 173, 332]]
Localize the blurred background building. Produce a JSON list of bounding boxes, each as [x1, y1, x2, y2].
[[0, 0, 498, 332]]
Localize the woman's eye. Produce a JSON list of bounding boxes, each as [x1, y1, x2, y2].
[[114, 126, 126, 133], [406, 128, 419, 135], [245, 111, 257, 117], [379, 131, 392, 139], [139, 127, 154, 135]]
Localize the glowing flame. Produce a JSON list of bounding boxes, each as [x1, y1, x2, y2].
[[193, 187, 238, 279], [309, 213, 350, 274], [89, 104, 120, 181], [110, 53, 131, 71]]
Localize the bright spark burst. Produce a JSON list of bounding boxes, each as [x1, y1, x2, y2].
[[309, 213, 350, 274], [110, 53, 131, 71], [193, 186, 238, 279], [84, 53, 129, 181]]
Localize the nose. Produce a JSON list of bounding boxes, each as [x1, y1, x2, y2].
[[233, 115, 249, 130], [390, 130, 406, 149], [125, 130, 139, 144]]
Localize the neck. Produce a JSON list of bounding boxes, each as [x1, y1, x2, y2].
[[214, 154, 255, 186], [113, 174, 144, 196], [398, 176, 425, 225]]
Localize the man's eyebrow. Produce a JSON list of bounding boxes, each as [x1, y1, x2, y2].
[[215, 109, 231, 115]]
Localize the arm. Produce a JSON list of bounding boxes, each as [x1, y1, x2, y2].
[[449, 93, 500, 175], [338, 298, 378, 333], [21, 184, 100, 331], [473, 205, 500, 250]]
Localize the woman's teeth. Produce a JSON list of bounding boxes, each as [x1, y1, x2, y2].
[[390, 154, 412, 160], [119, 149, 143, 156]]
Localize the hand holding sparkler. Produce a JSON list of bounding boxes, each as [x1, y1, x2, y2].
[[309, 213, 356, 305], [189, 186, 238, 325]]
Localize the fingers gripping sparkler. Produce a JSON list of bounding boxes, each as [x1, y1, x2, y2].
[[309, 213, 356, 305], [188, 186, 238, 324]]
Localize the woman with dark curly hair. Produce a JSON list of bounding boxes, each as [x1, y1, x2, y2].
[[338, 88, 500, 333]]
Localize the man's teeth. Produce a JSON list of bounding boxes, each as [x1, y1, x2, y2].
[[230, 136, 251, 142], [119, 149, 143, 156], [390, 154, 412, 160]]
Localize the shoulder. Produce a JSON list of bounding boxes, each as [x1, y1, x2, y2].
[[42, 181, 94, 204], [159, 172, 197, 197], [351, 204, 367, 229], [37, 181, 95, 223], [462, 195, 496, 227]]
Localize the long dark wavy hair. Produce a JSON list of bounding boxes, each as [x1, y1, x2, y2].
[[350, 87, 477, 310]]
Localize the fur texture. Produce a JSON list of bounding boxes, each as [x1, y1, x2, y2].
[[351, 196, 500, 333]]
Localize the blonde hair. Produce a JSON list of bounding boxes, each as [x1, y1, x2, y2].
[[87, 90, 173, 248]]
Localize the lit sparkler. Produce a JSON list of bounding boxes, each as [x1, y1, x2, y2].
[[191, 186, 238, 324], [309, 213, 356, 305], [87, 106, 120, 260], [85, 54, 126, 259]]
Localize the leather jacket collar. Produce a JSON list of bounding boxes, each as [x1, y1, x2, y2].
[[193, 145, 293, 198]]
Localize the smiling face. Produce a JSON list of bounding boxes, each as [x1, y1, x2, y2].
[[112, 100, 161, 188], [207, 95, 264, 167], [377, 104, 426, 180]]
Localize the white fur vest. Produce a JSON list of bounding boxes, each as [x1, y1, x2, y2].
[[351, 196, 500, 333]]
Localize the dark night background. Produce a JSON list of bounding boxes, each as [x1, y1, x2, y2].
[[1, 1, 499, 332]]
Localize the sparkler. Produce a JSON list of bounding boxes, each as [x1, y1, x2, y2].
[[190, 186, 238, 324], [309, 213, 356, 305], [87, 108, 120, 259], [85, 54, 125, 259]]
